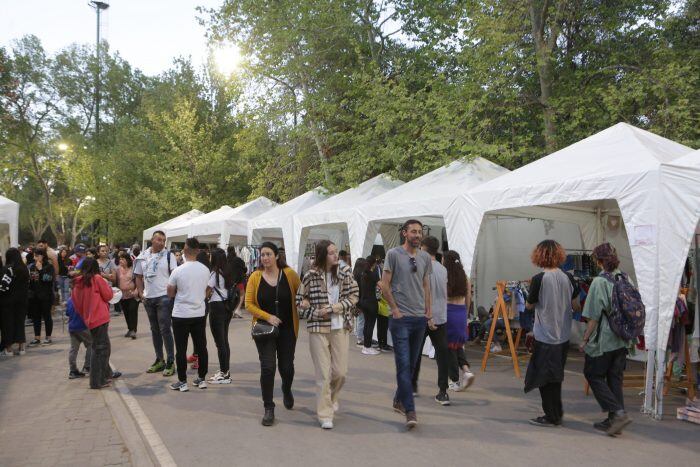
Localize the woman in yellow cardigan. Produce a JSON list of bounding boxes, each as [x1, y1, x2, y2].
[[245, 242, 301, 427]]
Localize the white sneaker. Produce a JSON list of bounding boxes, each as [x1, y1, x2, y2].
[[170, 381, 189, 392], [0, 350, 14, 357], [209, 371, 232, 384], [361, 347, 380, 355], [193, 377, 207, 389], [490, 342, 502, 353], [320, 420, 334, 429], [448, 381, 460, 392], [333, 401, 340, 413], [463, 370, 475, 389]]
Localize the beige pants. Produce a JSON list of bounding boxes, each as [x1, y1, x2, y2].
[[309, 329, 350, 422]]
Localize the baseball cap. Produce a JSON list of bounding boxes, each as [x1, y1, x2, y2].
[[75, 243, 87, 253]]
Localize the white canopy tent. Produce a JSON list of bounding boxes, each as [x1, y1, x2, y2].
[[293, 174, 404, 271], [353, 157, 509, 261], [142, 209, 204, 248], [444, 123, 693, 415], [0, 195, 19, 252], [656, 149, 700, 417], [248, 187, 339, 272], [166, 197, 277, 249]]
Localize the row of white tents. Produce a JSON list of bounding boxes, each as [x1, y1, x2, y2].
[[0, 195, 19, 254], [144, 123, 699, 419]]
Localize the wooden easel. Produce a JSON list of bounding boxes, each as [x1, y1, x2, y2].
[[481, 281, 521, 377], [663, 338, 697, 400]]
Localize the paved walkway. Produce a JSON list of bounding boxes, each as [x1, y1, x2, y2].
[[0, 313, 131, 467], [2, 306, 698, 466]]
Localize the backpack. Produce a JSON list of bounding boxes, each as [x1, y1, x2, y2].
[[213, 277, 241, 313], [600, 272, 645, 340]]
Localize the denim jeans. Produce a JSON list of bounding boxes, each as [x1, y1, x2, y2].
[[57, 276, 71, 303], [143, 295, 174, 364], [390, 316, 427, 413]]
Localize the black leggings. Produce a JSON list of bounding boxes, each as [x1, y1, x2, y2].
[[121, 298, 139, 332], [209, 301, 233, 373], [254, 326, 296, 409], [360, 300, 378, 348], [31, 296, 53, 337], [172, 316, 208, 381], [449, 347, 471, 382]]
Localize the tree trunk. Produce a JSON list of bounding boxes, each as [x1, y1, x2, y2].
[[529, 0, 558, 153], [300, 79, 333, 189]]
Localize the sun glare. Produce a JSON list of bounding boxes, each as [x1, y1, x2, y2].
[[214, 45, 243, 75]]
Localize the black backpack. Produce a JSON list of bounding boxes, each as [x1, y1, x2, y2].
[[213, 276, 241, 313]]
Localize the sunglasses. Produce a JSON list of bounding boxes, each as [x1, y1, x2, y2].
[[409, 257, 417, 273]]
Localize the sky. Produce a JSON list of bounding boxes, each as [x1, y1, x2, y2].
[[0, 0, 226, 76]]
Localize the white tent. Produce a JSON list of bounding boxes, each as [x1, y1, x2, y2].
[[167, 197, 277, 249], [444, 123, 693, 415], [656, 149, 700, 417], [293, 174, 404, 270], [142, 209, 204, 247], [0, 195, 19, 252], [353, 157, 509, 260], [248, 187, 335, 272]]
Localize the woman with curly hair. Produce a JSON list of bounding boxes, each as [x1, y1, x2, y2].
[[524, 240, 580, 428]]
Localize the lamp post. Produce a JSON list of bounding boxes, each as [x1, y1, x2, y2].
[[89, 1, 109, 140]]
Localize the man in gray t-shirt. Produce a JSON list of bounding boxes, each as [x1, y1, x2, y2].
[[380, 220, 433, 429], [411, 236, 451, 403]]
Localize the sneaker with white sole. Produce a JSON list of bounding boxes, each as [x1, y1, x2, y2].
[[0, 350, 14, 357], [490, 342, 502, 353], [461, 370, 475, 390], [170, 381, 189, 392], [320, 420, 334, 429], [448, 381, 460, 392], [361, 347, 380, 355], [209, 371, 232, 384], [193, 377, 207, 389]]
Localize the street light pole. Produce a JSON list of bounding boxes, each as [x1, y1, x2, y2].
[[89, 1, 109, 140]]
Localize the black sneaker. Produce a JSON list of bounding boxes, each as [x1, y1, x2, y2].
[[82, 367, 91, 374], [594, 418, 611, 432], [528, 416, 557, 427], [28, 339, 41, 347], [110, 371, 122, 380], [435, 392, 451, 406], [193, 377, 207, 389], [262, 408, 275, 426], [69, 370, 86, 379], [393, 400, 406, 415], [283, 390, 294, 410]]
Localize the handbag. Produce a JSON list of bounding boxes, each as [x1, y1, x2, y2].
[[251, 270, 282, 341]]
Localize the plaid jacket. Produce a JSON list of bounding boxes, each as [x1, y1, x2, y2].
[[296, 265, 359, 333]]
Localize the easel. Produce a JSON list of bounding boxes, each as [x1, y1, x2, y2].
[[481, 281, 521, 377], [663, 338, 697, 400]]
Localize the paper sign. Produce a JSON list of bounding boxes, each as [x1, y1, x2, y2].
[[632, 225, 656, 246]]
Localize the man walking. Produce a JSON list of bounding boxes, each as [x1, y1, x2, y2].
[[411, 236, 451, 406], [134, 230, 178, 376], [380, 219, 432, 429]]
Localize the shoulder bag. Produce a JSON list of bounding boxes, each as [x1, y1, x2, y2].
[[251, 270, 282, 341]]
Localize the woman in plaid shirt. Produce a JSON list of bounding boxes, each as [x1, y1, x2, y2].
[[297, 240, 359, 429]]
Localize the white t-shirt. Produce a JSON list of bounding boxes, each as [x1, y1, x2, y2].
[[168, 261, 210, 318], [327, 273, 343, 330], [208, 271, 227, 303], [133, 248, 178, 299]]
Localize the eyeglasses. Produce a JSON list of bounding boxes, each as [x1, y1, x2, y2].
[[409, 257, 417, 273]]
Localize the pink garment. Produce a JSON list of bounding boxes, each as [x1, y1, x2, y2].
[[117, 266, 138, 300]]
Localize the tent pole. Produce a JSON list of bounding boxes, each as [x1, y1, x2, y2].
[[653, 350, 666, 420], [595, 207, 603, 245], [643, 349, 655, 415]]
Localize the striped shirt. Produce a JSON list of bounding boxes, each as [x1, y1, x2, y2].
[[296, 265, 359, 333]]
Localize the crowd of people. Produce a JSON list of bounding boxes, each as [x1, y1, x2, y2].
[[0, 222, 640, 436]]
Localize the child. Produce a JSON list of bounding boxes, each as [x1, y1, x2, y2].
[[65, 297, 92, 378]]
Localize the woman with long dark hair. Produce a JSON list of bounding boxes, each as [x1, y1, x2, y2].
[[524, 240, 579, 428], [208, 248, 235, 384], [27, 248, 55, 346], [117, 252, 139, 338], [72, 257, 118, 389], [355, 256, 381, 356], [297, 240, 359, 429], [443, 250, 475, 391], [57, 247, 72, 305], [0, 248, 30, 355], [245, 242, 301, 426], [227, 246, 247, 318]]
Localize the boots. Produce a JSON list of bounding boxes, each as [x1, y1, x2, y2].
[[262, 408, 275, 426]]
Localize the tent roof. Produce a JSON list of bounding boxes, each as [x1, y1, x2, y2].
[[0, 195, 18, 207], [227, 197, 278, 219], [359, 157, 508, 222], [143, 209, 204, 238], [468, 123, 692, 202], [298, 174, 403, 222], [665, 148, 700, 169], [251, 188, 329, 226]]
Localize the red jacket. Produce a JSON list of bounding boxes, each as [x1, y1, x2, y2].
[[71, 275, 113, 330]]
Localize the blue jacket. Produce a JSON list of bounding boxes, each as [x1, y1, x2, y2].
[[65, 298, 87, 333]]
